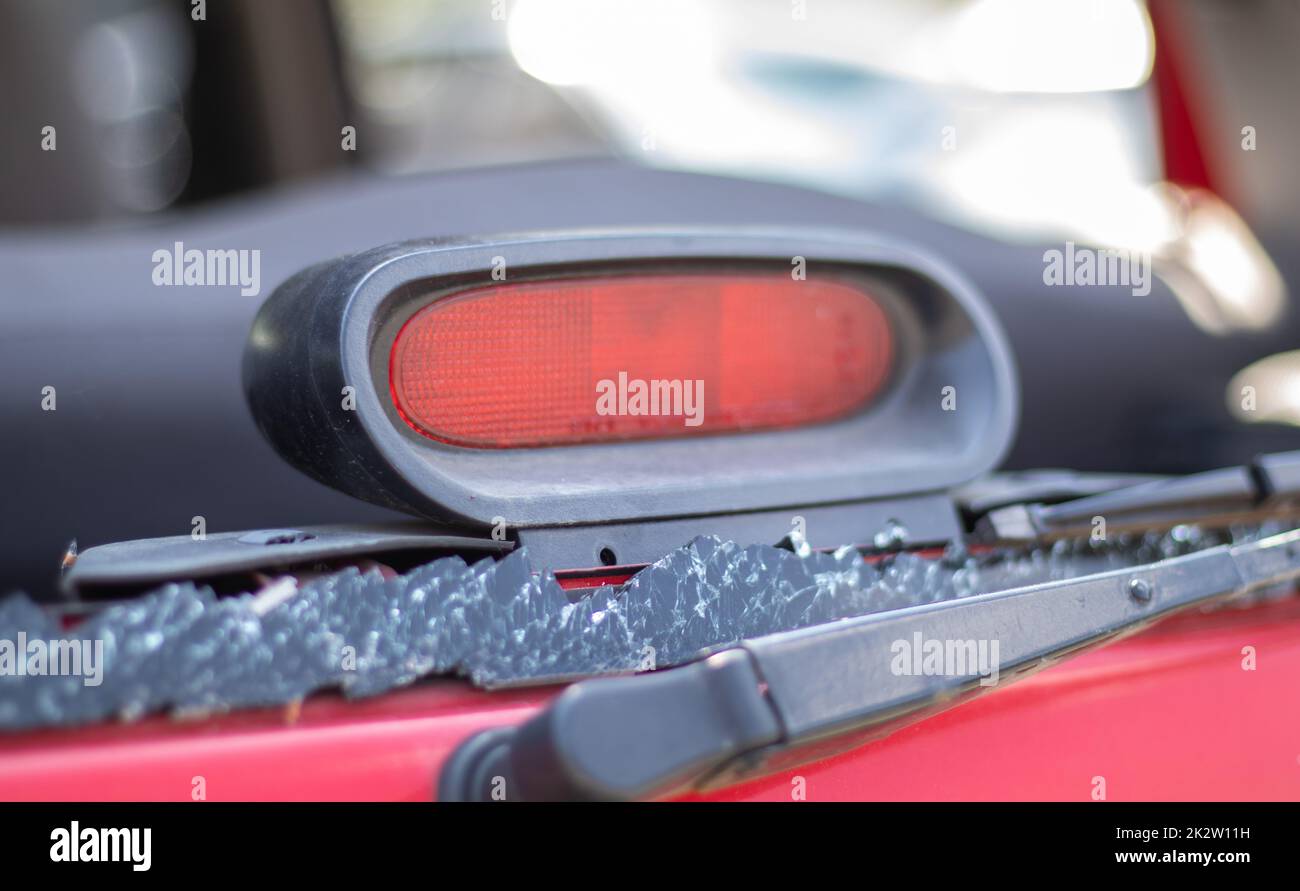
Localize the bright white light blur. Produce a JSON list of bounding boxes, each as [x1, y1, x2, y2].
[[934, 105, 1159, 242], [936, 106, 1286, 335], [1144, 191, 1287, 335], [944, 0, 1154, 93], [509, 0, 714, 87], [1230, 352, 1300, 426], [508, 0, 856, 184], [1179, 197, 1285, 328]]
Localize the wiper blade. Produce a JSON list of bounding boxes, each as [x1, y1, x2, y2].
[[441, 526, 1300, 801], [977, 450, 1300, 543]]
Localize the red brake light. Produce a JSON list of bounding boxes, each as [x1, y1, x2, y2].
[[389, 272, 893, 448]]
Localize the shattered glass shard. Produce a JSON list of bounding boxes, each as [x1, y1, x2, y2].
[[0, 522, 1285, 730]]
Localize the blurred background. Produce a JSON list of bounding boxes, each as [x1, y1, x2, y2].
[[6, 0, 1300, 351], [4, 0, 1300, 599], [5, 0, 1300, 243]]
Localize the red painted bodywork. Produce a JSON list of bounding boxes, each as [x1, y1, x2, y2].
[[3, 596, 1298, 801], [1148, 0, 1219, 194]]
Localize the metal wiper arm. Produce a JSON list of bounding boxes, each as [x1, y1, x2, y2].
[[441, 527, 1300, 801], [977, 450, 1300, 543]]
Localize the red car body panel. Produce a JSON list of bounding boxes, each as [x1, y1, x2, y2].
[[3, 597, 1297, 802]]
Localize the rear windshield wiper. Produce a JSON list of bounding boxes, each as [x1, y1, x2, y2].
[[442, 454, 1300, 801], [978, 450, 1300, 543]]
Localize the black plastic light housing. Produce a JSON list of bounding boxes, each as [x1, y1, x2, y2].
[[243, 228, 1019, 530]]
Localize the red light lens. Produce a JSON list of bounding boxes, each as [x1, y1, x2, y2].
[[389, 273, 893, 448]]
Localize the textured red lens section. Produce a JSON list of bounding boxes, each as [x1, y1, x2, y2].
[[390, 273, 893, 448]]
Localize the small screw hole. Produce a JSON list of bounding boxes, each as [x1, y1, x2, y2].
[[598, 547, 618, 567]]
